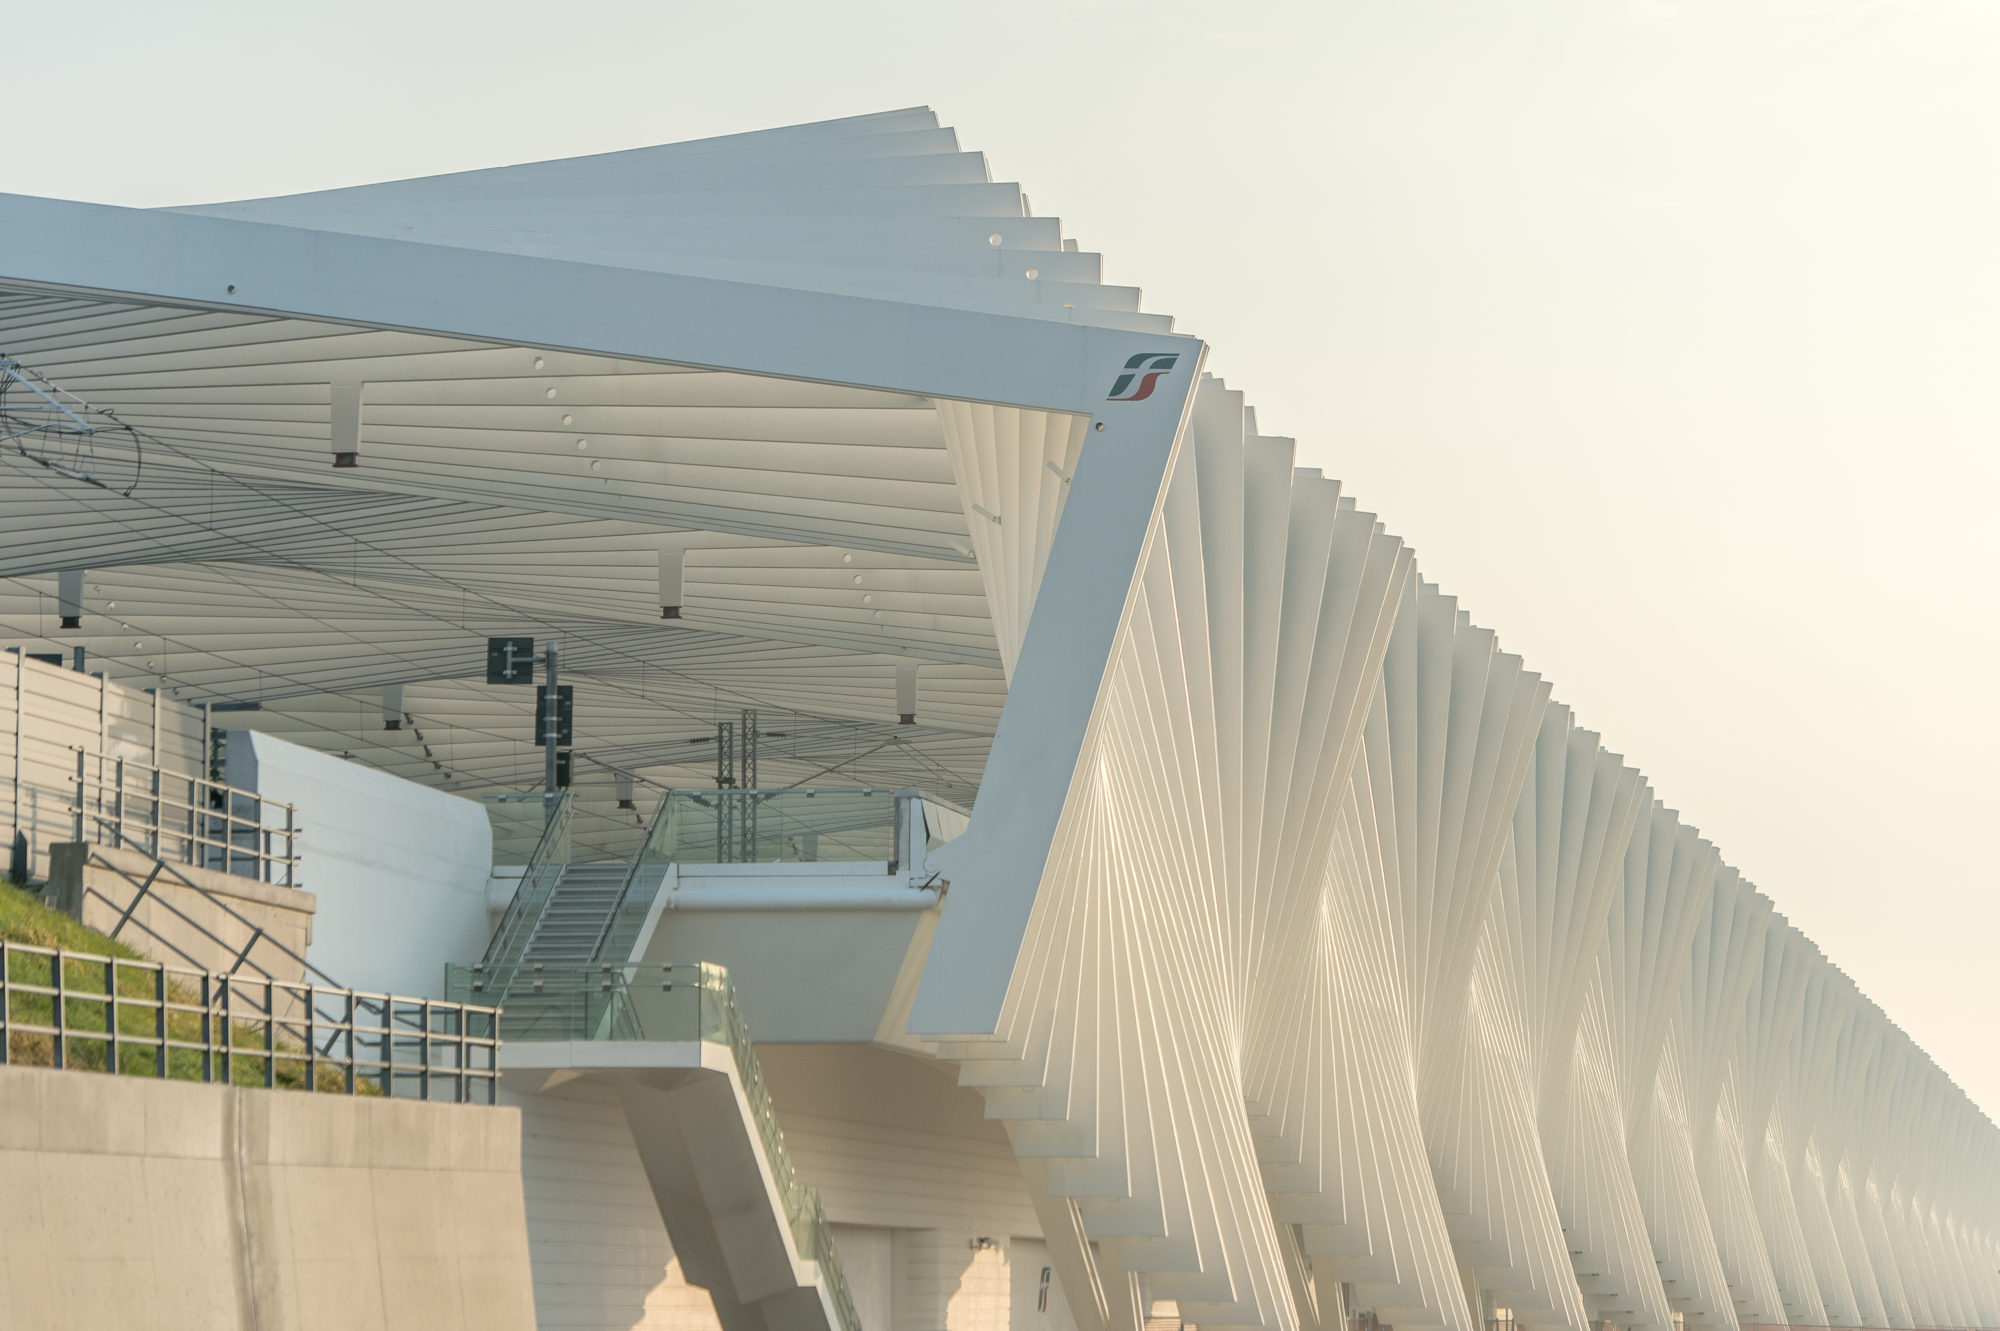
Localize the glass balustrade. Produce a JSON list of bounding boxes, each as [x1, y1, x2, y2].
[[645, 787, 900, 867], [441, 959, 861, 1331], [477, 794, 573, 973], [591, 787, 908, 966], [482, 792, 566, 867]]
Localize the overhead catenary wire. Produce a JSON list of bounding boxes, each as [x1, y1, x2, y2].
[[0, 438, 985, 797]]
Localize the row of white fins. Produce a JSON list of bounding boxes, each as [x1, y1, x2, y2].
[[930, 374, 1998, 1331]]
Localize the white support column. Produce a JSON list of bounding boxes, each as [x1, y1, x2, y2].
[[382, 684, 404, 731], [895, 660, 919, 726], [912, 341, 1206, 1038]]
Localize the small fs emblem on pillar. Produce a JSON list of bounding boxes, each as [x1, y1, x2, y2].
[[1105, 352, 1179, 402]]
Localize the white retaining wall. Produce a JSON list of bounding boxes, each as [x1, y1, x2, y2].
[[226, 729, 492, 997]]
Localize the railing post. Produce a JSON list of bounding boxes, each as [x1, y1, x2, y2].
[[154, 961, 167, 1078], [380, 996, 393, 1097], [419, 999, 432, 1102], [440, 1005, 457, 1104], [305, 984, 317, 1093], [104, 956, 119, 1074], [111, 757, 124, 849], [284, 804, 296, 887], [51, 948, 65, 1070], [262, 975, 275, 1089], [149, 765, 162, 858], [199, 971, 212, 1084], [72, 747, 85, 842], [218, 974, 232, 1087], [0, 941, 10, 1066]]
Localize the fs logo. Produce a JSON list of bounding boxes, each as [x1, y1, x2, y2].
[[1106, 352, 1179, 402]]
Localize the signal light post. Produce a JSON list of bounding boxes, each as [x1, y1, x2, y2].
[[487, 636, 569, 823], [541, 641, 560, 813]]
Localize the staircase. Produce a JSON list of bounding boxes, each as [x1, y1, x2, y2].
[[469, 962, 863, 1331], [519, 862, 631, 964], [475, 860, 659, 1039]]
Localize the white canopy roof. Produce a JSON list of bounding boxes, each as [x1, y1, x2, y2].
[[0, 108, 1181, 820]]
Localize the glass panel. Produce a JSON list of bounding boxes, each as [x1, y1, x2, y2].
[[477, 794, 573, 974], [444, 962, 708, 1042], [652, 788, 897, 866], [440, 958, 859, 1331], [483, 792, 560, 866], [594, 787, 911, 967]]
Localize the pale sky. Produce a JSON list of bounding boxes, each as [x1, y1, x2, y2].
[[10, 0, 1997, 1115]]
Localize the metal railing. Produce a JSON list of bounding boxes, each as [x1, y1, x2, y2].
[[590, 786, 961, 967], [445, 960, 861, 1331], [64, 743, 300, 887], [480, 785, 965, 997], [593, 790, 678, 967], [485, 789, 650, 867], [3, 942, 499, 1102], [647, 787, 903, 867], [479, 792, 573, 972]]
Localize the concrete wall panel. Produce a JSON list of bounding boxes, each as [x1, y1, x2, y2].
[[0, 1065, 534, 1331], [45, 840, 317, 978]]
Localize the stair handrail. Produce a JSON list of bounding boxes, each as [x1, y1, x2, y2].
[[478, 792, 573, 972], [587, 787, 677, 965], [446, 958, 863, 1331], [698, 963, 862, 1331]]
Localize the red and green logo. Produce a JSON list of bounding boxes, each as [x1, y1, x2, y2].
[[1106, 352, 1179, 402]]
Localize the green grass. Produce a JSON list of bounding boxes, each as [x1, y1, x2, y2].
[[0, 878, 145, 958], [1, 879, 374, 1093]]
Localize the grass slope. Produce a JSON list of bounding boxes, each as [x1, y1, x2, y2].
[[0, 878, 145, 957], [1, 880, 368, 1092]]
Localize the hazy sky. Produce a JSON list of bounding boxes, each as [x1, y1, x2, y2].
[[10, 0, 1997, 1114]]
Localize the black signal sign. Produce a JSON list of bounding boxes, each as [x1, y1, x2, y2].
[[535, 684, 574, 745], [486, 636, 536, 685]]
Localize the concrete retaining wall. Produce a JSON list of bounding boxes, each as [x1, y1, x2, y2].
[[0, 1064, 536, 1331], [44, 840, 318, 980]]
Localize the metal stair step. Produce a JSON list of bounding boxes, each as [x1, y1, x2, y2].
[[517, 861, 635, 968]]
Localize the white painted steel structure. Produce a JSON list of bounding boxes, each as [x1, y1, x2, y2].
[[0, 109, 1993, 1331]]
